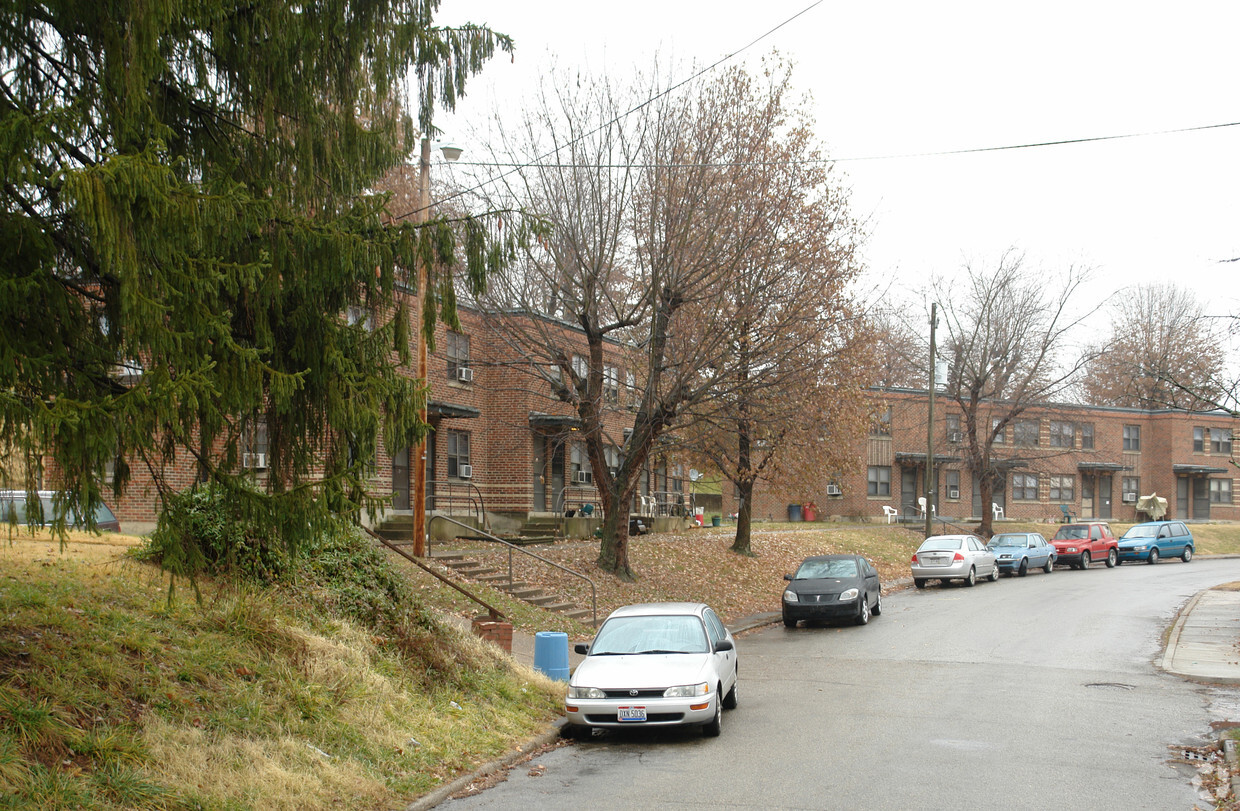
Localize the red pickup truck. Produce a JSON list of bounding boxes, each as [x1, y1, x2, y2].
[[1050, 522, 1118, 569]]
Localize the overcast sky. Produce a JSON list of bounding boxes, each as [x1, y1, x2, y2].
[[437, 1, 1239, 321]]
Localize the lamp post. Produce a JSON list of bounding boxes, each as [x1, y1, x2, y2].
[[411, 137, 461, 557]]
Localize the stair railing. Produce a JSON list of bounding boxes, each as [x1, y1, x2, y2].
[[426, 479, 489, 531], [429, 514, 597, 627], [363, 526, 505, 621]]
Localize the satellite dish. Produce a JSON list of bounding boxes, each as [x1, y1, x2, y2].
[[689, 469, 701, 482]]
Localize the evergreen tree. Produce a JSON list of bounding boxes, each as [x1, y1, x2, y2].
[[0, 1, 513, 546]]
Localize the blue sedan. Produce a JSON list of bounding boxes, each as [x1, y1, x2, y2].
[[1117, 520, 1195, 564], [987, 532, 1056, 576]]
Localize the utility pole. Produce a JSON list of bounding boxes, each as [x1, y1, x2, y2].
[[411, 137, 431, 557], [925, 302, 937, 539]]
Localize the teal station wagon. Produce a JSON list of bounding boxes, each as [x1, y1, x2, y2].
[[1116, 521, 1194, 565]]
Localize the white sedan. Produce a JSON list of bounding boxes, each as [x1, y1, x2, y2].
[[911, 534, 1000, 588], [564, 602, 739, 738]]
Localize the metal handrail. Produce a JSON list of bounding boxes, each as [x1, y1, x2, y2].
[[429, 514, 598, 627], [426, 479, 489, 530], [363, 526, 504, 621]]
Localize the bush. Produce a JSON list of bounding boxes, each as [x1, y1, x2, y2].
[[144, 485, 288, 584]]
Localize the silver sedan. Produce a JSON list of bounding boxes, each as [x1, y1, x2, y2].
[[911, 534, 1000, 588]]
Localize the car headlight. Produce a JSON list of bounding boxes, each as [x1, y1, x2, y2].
[[839, 588, 859, 601], [1131, 545, 1147, 552], [664, 682, 710, 698], [783, 589, 798, 603], [1065, 546, 1077, 553], [567, 686, 607, 700]]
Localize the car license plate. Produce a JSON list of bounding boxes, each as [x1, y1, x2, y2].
[[618, 706, 647, 722]]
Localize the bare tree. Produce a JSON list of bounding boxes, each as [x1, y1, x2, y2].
[[938, 252, 1097, 536], [1077, 284, 1225, 410], [869, 309, 927, 389]]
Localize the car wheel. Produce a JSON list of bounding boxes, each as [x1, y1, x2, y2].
[[703, 695, 722, 737], [1105, 549, 1117, 568], [1148, 548, 1159, 565], [723, 675, 739, 709], [914, 578, 927, 589], [873, 592, 883, 616], [1043, 557, 1054, 574], [964, 567, 977, 587], [1080, 551, 1091, 570], [1017, 559, 1028, 577], [989, 564, 1000, 582], [1182, 546, 1193, 563], [856, 596, 871, 626], [782, 614, 797, 628]]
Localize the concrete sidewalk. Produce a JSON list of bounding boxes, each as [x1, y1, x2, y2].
[[1162, 587, 1240, 684]]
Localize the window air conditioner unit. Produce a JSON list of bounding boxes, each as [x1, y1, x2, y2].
[[242, 452, 267, 469], [456, 367, 474, 383], [458, 464, 472, 479], [947, 431, 962, 444], [1122, 492, 1137, 503], [826, 484, 842, 496], [575, 470, 592, 485], [949, 488, 960, 500]]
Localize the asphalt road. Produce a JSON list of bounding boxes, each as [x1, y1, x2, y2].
[[442, 557, 1240, 810]]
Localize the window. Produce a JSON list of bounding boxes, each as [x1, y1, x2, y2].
[[1080, 423, 1094, 450], [346, 305, 375, 331], [1049, 475, 1074, 502], [870, 407, 891, 436], [603, 364, 620, 403], [867, 466, 891, 497], [1122, 477, 1140, 501], [1122, 425, 1141, 452], [243, 415, 268, 456], [1014, 419, 1039, 447], [446, 430, 470, 478], [946, 469, 961, 500], [1012, 473, 1038, 500], [1049, 421, 1074, 448], [604, 445, 621, 476], [1193, 426, 1205, 453], [1211, 428, 1232, 455], [991, 418, 1005, 444], [571, 354, 588, 380], [626, 370, 638, 407], [1210, 479, 1232, 504], [946, 414, 962, 444], [445, 331, 470, 380], [570, 442, 591, 484]]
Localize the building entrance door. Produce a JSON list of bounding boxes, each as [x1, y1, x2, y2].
[[1081, 477, 1094, 517], [901, 468, 919, 517], [1194, 478, 1211, 519], [532, 435, 546, 512], [1098, 475, 1112, 519]]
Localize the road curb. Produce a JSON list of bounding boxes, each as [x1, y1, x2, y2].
[[1160, 590, 1203, 676], [405, 722, 566, 811]]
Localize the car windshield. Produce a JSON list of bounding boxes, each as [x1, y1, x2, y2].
[[794, 558, 859, 579], [1053, 526, 1088, 540], [990, 535, 1026, 548], [919, 538, 963, 552], [589, 614, 709, 655], [1123, 526, 1158, 539]]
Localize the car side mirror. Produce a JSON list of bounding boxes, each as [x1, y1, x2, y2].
[[714, 639, 734, 653], [783, 573, 793, 581], [574, 643, 590, 655]]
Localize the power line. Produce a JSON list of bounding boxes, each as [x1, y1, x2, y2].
[[392, 1, 826, 221]]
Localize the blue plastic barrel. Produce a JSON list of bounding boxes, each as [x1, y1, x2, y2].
[[787, 503, 802, 522], [533, 631, 570, 681]]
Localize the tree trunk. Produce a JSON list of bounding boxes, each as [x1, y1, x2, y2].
[[977, 473, 994, 538], [596, 495, 635, 581], [731, 478, 754, 555]]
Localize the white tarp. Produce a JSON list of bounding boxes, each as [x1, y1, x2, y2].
[[1136, 493, 1168, 520]]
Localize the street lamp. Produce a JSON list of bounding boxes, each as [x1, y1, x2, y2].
[[411, 137, 461, 557]]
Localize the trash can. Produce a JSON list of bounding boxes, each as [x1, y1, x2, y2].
[[802, 502, 817, 522], [787, 503, 802, 522], [533, 631, 570, 681], [711, 515, 722, 527]]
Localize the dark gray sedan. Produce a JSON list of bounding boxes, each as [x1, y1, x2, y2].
[[781, 554, 882, 627]]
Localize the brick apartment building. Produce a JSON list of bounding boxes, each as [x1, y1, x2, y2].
[[106, 305, 689, 535], [730, 388, 1239, 526]]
